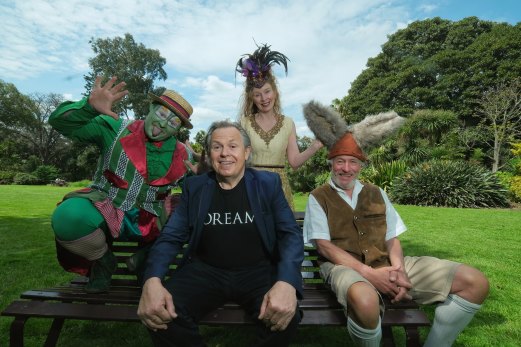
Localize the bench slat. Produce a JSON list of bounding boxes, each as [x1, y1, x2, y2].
[[21, 289, 141, 305], [19, 286, 423, 312], [3, 299, 429, 329], [3, 300, 138, 322], [1, 210, 430, 347]]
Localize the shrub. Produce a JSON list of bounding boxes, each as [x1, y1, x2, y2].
[[390, 160, 510, 208], [469, 148, 485, 165], [497, 171, 521, 203], [496, 171, 513, 187], [360, 160, 408, 192], [13, 172, 39, 185], [508, 142, 521, 175], [511, 158, 521, 175], [509, 176, 521, 202], [0, 171, 16, 184], [314, 171, 330, 188], [287, 146, 328, 193], [21, 155, 42, 173], [33, 165, 60, 184]]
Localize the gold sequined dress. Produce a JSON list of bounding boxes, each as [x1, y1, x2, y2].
[[240, 114, 295, 210]]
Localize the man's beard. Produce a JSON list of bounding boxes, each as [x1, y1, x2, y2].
[[331, 172, 356, 191]]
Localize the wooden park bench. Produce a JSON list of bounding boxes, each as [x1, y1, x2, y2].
[[1, 212, 430, 347]]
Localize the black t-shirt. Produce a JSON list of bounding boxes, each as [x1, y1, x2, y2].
[[196, 177, 270, 269]]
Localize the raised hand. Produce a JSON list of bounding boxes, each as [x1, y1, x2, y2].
[[88, 76, 128, 119]]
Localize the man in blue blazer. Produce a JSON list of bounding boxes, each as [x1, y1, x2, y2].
[[138, 120, 304, 347]]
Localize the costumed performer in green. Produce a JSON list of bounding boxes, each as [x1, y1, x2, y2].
[[49, 76, 195, 293]]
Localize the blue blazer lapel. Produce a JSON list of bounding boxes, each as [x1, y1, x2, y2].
[[191, 175, 216, 251], [244, 169, 272, 251]]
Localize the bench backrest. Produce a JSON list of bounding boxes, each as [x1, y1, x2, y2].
[[110, 211, 322, 287]]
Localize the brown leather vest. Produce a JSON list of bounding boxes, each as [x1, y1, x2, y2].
[[311, 182, 390, 268]]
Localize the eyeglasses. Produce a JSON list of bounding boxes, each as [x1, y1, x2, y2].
[[155, 106, 183, 129]]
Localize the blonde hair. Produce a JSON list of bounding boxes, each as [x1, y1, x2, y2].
[[237, 73, 283, 120]]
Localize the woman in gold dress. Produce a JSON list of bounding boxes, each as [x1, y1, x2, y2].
[[236, 44, 323, 209]]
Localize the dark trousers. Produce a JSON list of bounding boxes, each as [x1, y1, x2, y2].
[[149, 259, 301, 347]]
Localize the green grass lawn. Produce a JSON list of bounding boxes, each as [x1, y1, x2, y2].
[[1, 185, 520, 346]]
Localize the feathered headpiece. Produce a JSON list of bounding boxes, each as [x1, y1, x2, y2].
[[303, 100, 405, 160], [235, 43, 289, 89]]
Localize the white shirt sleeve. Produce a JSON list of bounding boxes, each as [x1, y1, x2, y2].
[[303, 185, 406, 244], [303, 194, 331, 246], [380, 188, 407, 240]]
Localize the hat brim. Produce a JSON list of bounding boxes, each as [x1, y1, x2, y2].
[[148, 92, 193, 129]]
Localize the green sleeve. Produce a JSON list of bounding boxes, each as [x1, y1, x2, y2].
[[49, 97, 122, 148]]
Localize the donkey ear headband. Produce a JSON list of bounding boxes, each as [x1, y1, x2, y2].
[[302, 100, 405, 159]]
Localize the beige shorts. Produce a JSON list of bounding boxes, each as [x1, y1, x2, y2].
[[319, 255, 460, 311]]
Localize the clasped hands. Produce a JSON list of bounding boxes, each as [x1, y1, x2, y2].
[[365, 264, 412, 303]]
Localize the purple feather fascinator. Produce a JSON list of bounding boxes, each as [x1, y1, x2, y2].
[[235, 43, 289, 88]]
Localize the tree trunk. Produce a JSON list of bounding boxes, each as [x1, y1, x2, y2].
[[492, 138, 500, 173]]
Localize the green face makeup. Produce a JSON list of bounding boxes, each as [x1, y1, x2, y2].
[[144, 104, 182, 141]]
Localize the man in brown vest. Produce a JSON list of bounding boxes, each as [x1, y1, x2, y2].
[[303, 132, 489, 347]]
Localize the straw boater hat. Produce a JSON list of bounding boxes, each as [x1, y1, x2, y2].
[[148, 90, 194, 129], [303, 101, 405, 161]]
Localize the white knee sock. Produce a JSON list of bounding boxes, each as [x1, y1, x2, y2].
[[424, 294, 482, 347], [347, 316, 381, 347]]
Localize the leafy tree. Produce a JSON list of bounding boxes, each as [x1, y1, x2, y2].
[[188, 130, 207, 154], [286, 136, 328, 192], [0, 81, 65, 171], [366, 109, 461, 166], [0, 80, 34, 128], [194, 130, 207, 148], [476, 78, 521, 172], [332, 17, 521, 179], [23, 93, 66, 166], [466, 23, 521, 107], [457, 126, 488, 164], [335, 17, 521, 125], [176, 127, 190, 143], [395, 109, 461, 164], [0, 137, 30, 173], [33, 165, 60, 184], [60, 143, 100, 182], [84, 33, 167, 119]]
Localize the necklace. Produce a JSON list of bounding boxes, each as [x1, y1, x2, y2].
[[249, 113, 284, 146]]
